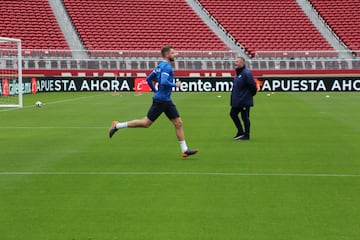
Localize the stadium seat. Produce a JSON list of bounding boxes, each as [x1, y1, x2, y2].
[[198, 0, 333, 57], [0, 0, 69, 50], [62, 0, 229, 51], [309, 0, 360, 51]]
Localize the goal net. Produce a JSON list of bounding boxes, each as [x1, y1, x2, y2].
[[0, 37, 22, 108]]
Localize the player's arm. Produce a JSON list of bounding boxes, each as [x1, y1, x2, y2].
[[160, 72, 176, 87], [146, 70, 157, 92], [246, 71, 257, 96]]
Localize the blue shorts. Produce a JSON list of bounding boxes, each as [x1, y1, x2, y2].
[[147, 99, 180, 122]]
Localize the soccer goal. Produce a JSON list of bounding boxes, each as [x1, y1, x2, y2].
[[0, 37, 22, 108]]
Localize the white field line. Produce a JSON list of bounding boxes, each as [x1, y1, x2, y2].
[[0, 172, 359, 177], [35, 92, 110, 106], [0, 126, 106, 129], [0, 92, 110, 112]]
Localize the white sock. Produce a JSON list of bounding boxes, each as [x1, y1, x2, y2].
[[179, 140, 188, 153], [116, 122, 128, 129]]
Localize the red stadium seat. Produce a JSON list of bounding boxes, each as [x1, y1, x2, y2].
[[309, 0, 360, 51], [1, 0, 357, 58], [62, 0, 228, 51], [0, 0, 69, 50], [199, 0, 333, 57]]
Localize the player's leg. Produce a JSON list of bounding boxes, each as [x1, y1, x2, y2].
[[166, 102, 198, 158], [171, 117, 185, 141], [127, 117, 153, 128], [239, 106, 250, 140], [109, 117, 154, 138], [109, 100, 162, 138], [230, 107, 244, 139], [171, 117, 198, 158]]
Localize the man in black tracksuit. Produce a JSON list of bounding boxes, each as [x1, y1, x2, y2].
[[230, 57, 257, 140]]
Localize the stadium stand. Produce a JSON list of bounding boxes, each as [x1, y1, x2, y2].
[[309, 0, 360, 52], [62, 0, 229, 51], [0, 0, 69, 51], [198, 0, 333, 57], [1, 0, 359, 72]]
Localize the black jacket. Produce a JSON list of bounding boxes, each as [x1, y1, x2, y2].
[[230, 66, 257, 108]]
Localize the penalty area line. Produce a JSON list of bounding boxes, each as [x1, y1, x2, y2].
[[0, 172, 359, 177]]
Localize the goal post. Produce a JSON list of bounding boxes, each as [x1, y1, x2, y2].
[[0, 36, 22, 108]]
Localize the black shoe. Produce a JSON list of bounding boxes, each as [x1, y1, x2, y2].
[[109, 121, 119, 138], [182, 149, 199, 158], [237, 135, 250, 141], [233, 133, 244, 140]]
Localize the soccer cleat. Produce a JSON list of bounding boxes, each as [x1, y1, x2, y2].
[[182, 149, 199, 158], [109, 121, 119, 138], [236, 135, 250, 141], [233, 134, 244, 140]]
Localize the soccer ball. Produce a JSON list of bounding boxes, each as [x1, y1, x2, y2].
[[35, 101, 42, 107]]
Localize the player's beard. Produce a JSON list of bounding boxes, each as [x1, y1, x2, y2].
[[170, 59, 175, 68]]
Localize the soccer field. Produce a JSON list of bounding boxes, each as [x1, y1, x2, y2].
[[1, 91, 359, 240]]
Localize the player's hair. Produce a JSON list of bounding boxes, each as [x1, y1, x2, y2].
[[161, 45, 173, 57], [237, 56, 246, 63]]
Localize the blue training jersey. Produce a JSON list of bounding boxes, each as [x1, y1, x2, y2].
[[146, 61, 176, 102]]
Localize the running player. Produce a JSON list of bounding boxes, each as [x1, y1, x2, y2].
[[109, 45, 198, 158]]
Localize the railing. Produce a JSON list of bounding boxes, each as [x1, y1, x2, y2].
[[19, 50, 237, 60], [5, 49, 358, 60], [0, 58, 355, 71], [1, 49, 360, 70], [254, 50, 360, 59], [1, 49, 359, 60]]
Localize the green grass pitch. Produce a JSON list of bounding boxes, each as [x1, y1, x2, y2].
[[1, 91, 360, 240]]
